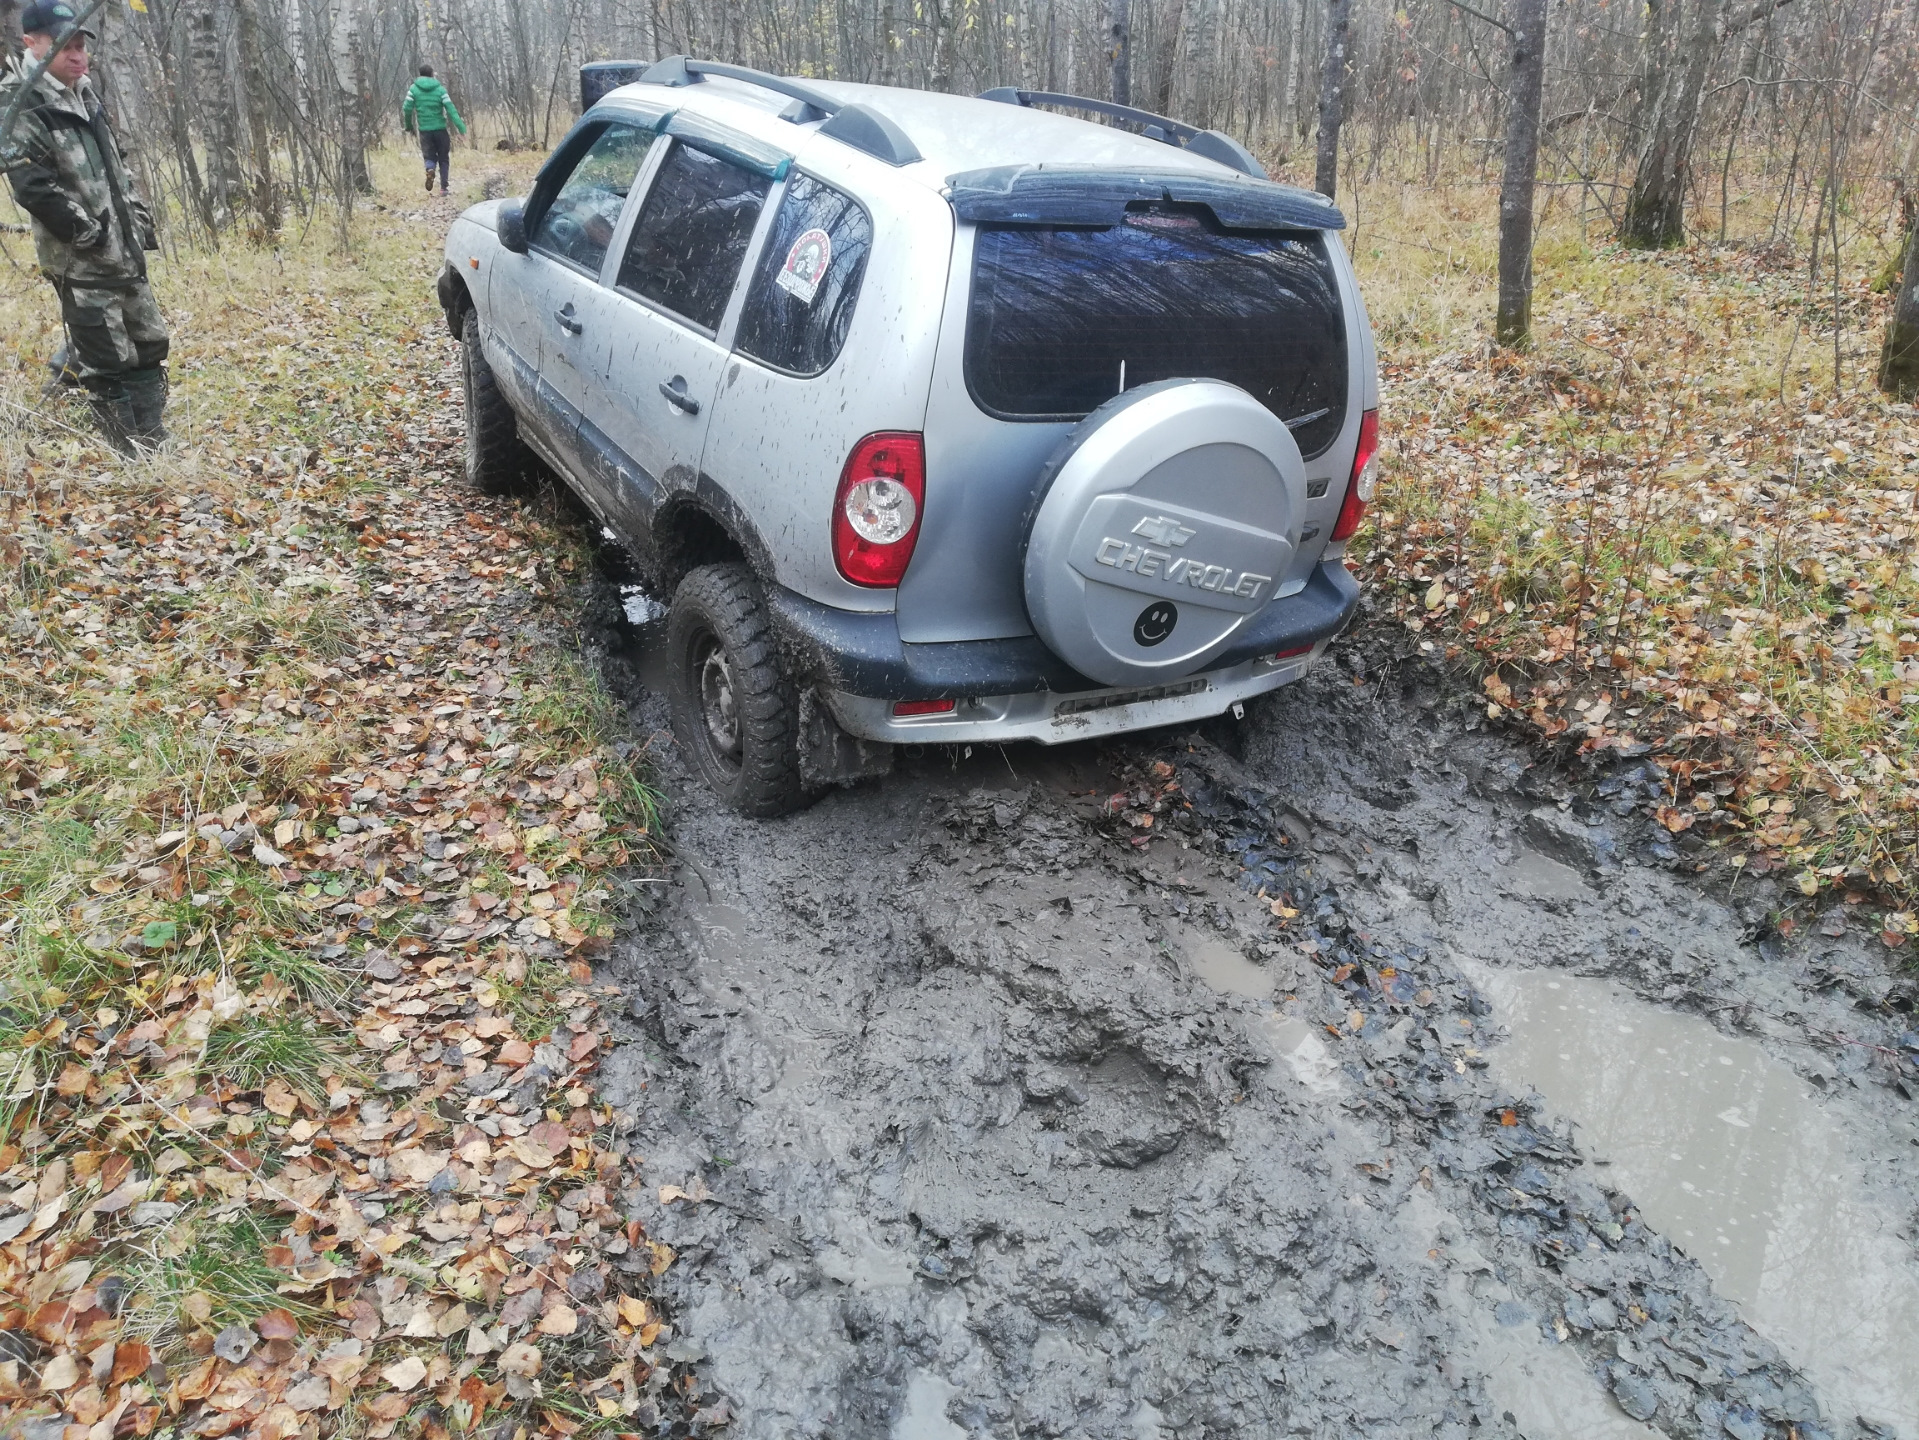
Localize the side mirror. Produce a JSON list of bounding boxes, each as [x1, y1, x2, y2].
[[498, 200, 529, 254]]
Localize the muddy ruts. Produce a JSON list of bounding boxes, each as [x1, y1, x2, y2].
[[1172, 747, 1842, 1440]]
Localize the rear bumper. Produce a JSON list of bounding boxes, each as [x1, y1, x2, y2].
[[766, 558, 1360, 701], [823, 645, 1324, 745]]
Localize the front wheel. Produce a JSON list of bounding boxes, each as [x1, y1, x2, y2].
[[666, 563, 806, 817], [460, 307, 532, 495]]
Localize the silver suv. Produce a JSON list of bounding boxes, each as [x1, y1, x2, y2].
[[436, 57, 1380, 816]]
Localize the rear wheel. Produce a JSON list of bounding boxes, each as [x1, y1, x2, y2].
[[461, 308, 531, 495], [666, 563, 805, 817]]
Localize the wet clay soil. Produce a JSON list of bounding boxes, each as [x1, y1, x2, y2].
[[584, 587, 1919, 1440]]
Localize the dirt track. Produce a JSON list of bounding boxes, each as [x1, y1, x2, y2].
[[582, 576, 1919, 1440]]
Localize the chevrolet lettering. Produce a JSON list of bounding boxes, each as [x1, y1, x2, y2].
[[1092, 536, 1272, 601], [440, 55, 1379, 815]]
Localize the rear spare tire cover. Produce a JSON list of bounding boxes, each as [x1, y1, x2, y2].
[[1024, 378, 1308, 688]]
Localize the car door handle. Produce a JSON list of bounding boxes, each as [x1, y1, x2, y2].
[[553, 306, 582, 335], [658, 377, 700, 415]]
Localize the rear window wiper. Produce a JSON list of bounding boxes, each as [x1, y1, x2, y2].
[[1284, 408, 1331, 431]]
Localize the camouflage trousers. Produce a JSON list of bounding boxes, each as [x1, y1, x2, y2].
[[52, 278, 170, 386]]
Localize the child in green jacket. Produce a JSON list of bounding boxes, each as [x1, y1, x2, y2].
[[402, 66, 466, 195]]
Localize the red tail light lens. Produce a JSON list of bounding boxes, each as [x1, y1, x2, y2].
[[833, 432, 926, 587], [1330, 409, 1380, 543], [892, 698, 956, 717]]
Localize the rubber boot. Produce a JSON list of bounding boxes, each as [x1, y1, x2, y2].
[[124, 367, 169, 451], [85, 380, 139, 457]]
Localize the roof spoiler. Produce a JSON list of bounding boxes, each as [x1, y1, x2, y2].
[[945, 164, 1346, 231]]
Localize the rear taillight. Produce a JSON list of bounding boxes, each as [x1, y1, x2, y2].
[[833, 432, 926, 587], [1330, 409, 1380, 543]]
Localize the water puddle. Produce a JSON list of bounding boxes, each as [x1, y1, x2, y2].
[[1187, 937, 1274, 999], [1245, 1011, 1344, 1096], [1477, 969, 1919, 1434], [892, 1372, 963, 1440]]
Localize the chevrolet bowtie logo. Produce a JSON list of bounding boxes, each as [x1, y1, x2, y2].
[[1131, 514, 1196, 548]]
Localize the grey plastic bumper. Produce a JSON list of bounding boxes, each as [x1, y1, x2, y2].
[[823, 646, 1325, 746], [766, 558, 1359, 701]]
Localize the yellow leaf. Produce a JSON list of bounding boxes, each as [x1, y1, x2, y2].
[[536, 1304, 578, 1336], [1424, 581, 1447, 610], [128, 0, 149, 11]]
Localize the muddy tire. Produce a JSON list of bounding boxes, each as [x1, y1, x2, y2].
[[461, 308, 531, 496], [667, 563, 805, 817]]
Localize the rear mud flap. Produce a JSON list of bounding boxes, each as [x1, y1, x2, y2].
[[799, 688, 894, 790]]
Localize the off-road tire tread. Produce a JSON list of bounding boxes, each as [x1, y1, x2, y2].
[[461, 308, 532, 495], [668, 563, 806, 818]]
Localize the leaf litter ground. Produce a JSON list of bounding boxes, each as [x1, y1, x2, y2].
[[0, 179, 719, 1439]]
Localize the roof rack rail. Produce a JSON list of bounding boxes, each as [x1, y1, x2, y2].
[[635, 55, 923, 167], [976, 87, 1267, 179]]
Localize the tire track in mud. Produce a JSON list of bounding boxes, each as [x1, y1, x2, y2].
[[580, 587, 1919, 1440]]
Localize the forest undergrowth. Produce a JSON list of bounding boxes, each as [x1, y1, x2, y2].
[[0, 153, 727, 1439], [1344, 174, 1919, 936]]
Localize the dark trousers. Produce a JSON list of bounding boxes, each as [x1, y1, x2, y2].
[[54, 278, 170, 388], [419, 128, 452, 191]]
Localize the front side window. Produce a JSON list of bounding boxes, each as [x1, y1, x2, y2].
[[735, 174, 873, 376], [530, 122, 656, 274], [616, 143, 770, 333], [965, 213, 1348, 459]]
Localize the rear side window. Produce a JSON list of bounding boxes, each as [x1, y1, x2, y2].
[[965, 215, 1348, 459], [735, 174, 873, 377], [617, 143, 770, 333], [531, 123, 655, 275]]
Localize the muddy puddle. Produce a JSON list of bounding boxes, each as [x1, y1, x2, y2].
[[1478, 969, 1919, 1435], [577, 573, 1919, 1440]]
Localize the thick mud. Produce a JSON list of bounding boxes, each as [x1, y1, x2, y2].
[[582, 582, 1919, 1440]]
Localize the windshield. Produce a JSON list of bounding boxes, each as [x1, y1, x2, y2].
[[964, 215, 1348, 459]]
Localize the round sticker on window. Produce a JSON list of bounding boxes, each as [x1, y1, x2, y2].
[[774, 227, 832, 305]]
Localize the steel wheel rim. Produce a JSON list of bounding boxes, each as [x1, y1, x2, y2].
[[693, 631, 742, 768]]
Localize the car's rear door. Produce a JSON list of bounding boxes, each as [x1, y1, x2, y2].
[[572, 123, 781, 545], [489, 119, 657, 476]]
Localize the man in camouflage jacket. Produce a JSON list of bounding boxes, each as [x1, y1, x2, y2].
[[1, 0, 169, 453]]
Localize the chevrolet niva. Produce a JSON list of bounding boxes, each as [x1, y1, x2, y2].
[[436, 56, 1379, 815]]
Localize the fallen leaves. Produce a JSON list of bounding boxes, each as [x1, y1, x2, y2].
[[1356, 238, 1919, 910], [0, 190, 701, 1439]]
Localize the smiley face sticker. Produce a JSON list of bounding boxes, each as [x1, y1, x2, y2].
[[1133, 601, 1178, 647], [774, 227, 833, 305]]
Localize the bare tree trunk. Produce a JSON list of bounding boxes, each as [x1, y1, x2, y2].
[[1313, 0, 1351, 198], [234, 0, 281, 240], [1620, 0, 1797, 248], [2, 0, 23, 66], [1192, 0, 1219, 126], [330, 0, 372, 194], [1496, 0, 1547, 347], [1107, 0, 1130, 105], [1878, 198, 1919, 398], [878, 0, 897, 82], [1281, 0, 1305, 151], [192, 0, 244, 228], [931, 0, 959, 90], [1153, 0, 1185, 113]]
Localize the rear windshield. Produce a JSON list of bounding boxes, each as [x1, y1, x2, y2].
[[964, 215, 1348, 459]]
